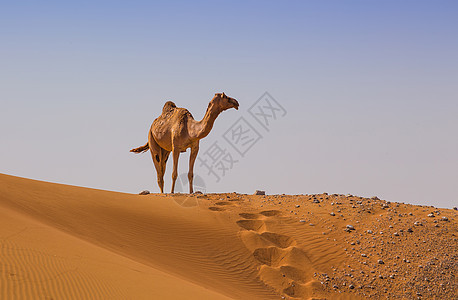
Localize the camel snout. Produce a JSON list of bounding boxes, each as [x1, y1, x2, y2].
[[232, 99, 239, 110]]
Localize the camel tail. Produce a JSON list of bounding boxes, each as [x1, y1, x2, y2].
[[130, 143, 149, 154]]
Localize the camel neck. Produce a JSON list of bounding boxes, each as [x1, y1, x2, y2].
[[193, 103, 221, 140]]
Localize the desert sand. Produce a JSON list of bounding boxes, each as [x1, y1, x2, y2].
[[0, 173, 456, 299]]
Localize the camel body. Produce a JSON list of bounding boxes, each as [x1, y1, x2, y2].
[[131, 93, 239, 193]]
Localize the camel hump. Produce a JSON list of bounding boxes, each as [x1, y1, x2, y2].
[[162, 101, 177, 114]]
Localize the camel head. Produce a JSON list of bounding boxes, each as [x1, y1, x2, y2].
[[212, 92, 239, 111]]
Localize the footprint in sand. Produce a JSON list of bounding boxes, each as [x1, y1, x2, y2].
[[208, 207, 225, 211], [238, 213, 259, 219], [252, 246, 320, 298], [259, 210, 282, 217], [208, 200, 237, 212], [259, 232, 295, 249], [214, 201, 232, 206], [236, 211, 320, 299], [236, 220, 266, 232]]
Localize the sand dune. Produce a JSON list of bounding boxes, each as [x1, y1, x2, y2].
[[1, 173, 456, 299]]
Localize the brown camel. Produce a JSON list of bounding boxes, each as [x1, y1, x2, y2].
[[130, 93, 239, 193]]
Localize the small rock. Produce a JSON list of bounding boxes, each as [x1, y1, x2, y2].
[[378, 259, 384, 264], [255, 190, 265, 195], [393, 232, 400, 236], [295, 204, 300, 208], [427, 213, 435, 217], [371, 196, 379, 200], [453, 207, 457, 210], [330, 212, 336, 216], [313, 199, 320, 203], [139, 190, 150, 195], [441, 216, 449, 221], [414, 221, 422, 226], [407, 228, 413, 233], [367, 230, 373, 234]]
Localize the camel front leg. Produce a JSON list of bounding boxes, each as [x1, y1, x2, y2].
[[188, 144, 199, 194], [170, 149, 180, 193]]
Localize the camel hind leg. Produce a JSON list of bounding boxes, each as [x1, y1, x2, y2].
[[159, 149, 170, 189], [148, 133, 167, 193]]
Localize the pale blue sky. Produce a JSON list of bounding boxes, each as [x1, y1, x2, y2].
[[1, 1, 457, 208]]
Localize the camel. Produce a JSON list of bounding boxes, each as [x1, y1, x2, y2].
[[130, 93, 239, 193]]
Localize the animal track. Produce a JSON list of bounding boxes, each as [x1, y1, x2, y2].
[[236, 210, 322, 299], [208, 207, 225, 211], [253, 246, 313, 268], [279, 265, 308, 283], [214, 201, 231, 206], [253, 247, 286, 266], [236, 220, 266, 232], [259, 232, 295, 248], [259, 210, 282, 217], [239, 213, 259, 219]]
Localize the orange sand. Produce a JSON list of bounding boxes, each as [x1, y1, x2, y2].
[[0, 174, 456, 299]]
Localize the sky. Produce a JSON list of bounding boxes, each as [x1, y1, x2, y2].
[[1, 1, 457, 208]]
